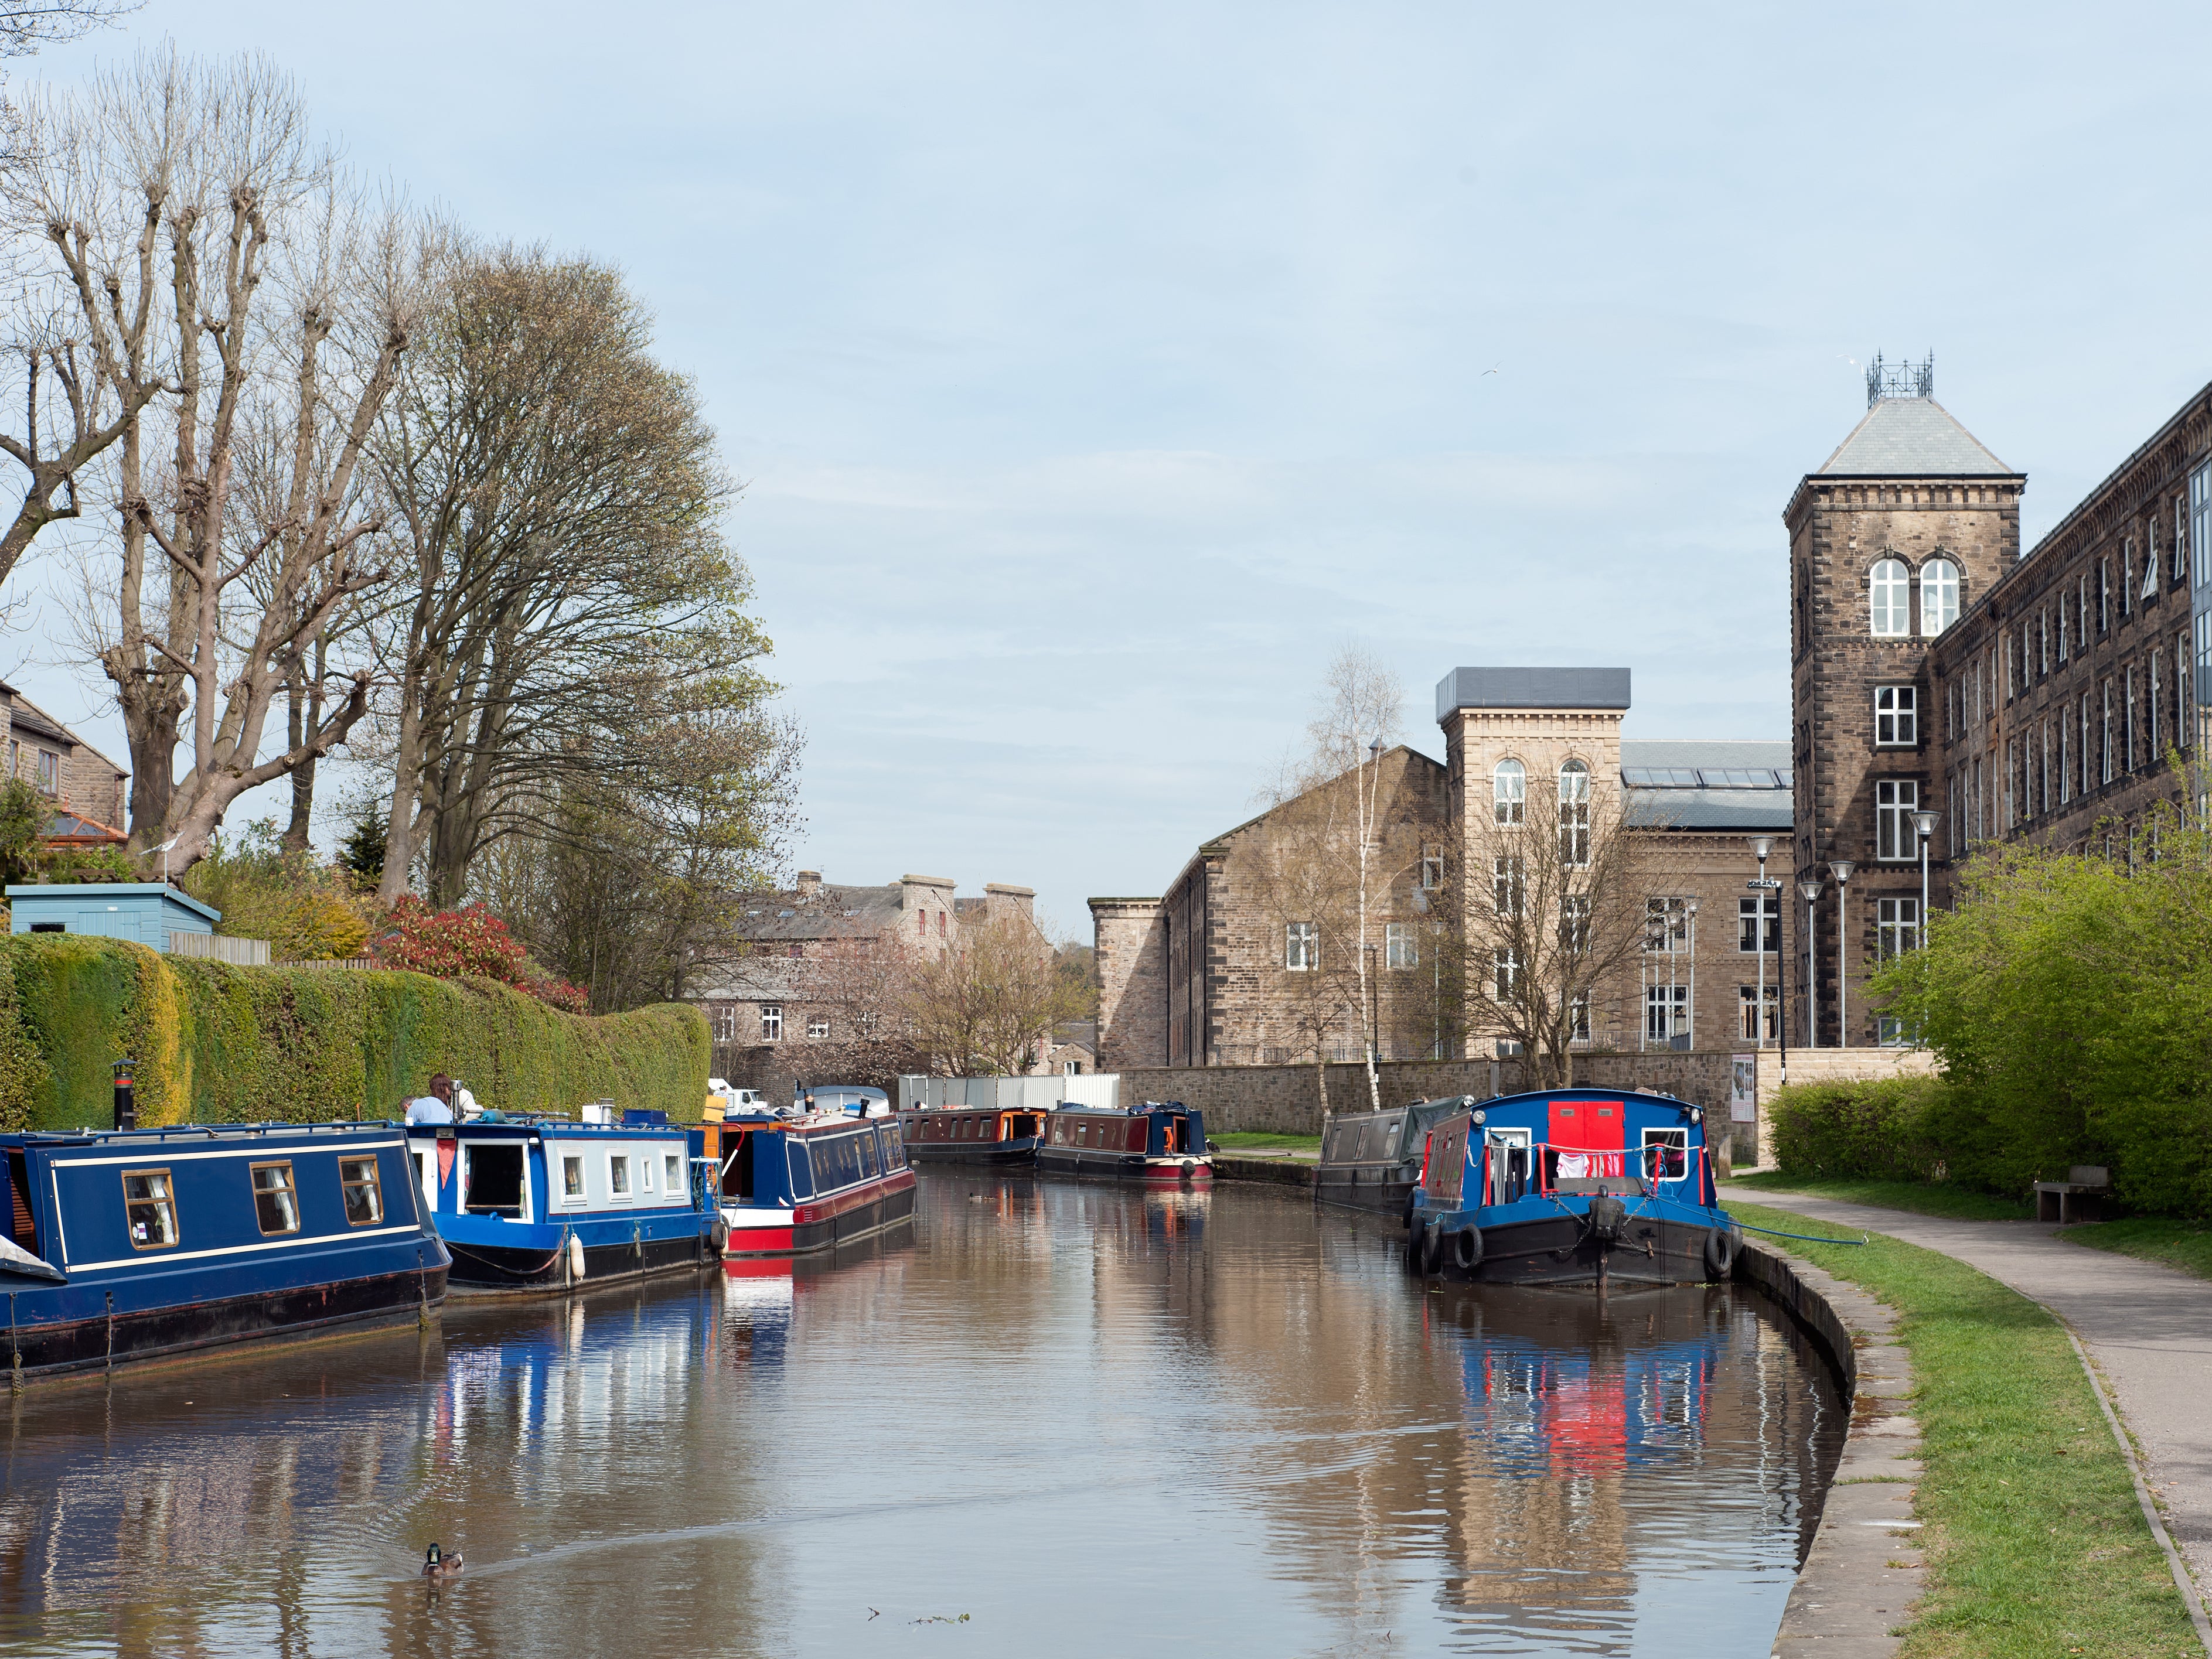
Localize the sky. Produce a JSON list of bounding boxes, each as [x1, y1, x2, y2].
[[9, 0, 2212, 936]]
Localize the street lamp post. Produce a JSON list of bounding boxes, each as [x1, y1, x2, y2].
[[1683, 897, 1699, 1049], [1747, 837, 1775, 1049], [1911, 811, 1939, 951], [1829, 861, 1855, 1048], [1798, 879, 1824, 1047]]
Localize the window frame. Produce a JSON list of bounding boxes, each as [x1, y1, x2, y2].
[[339, 1155, 385, 1227], [608, 1151, 633, 1202], [121, 1167, 180, 1251], [1384, 921, 1415, 970], [1873, 685, 1918, 747], [664, 1152, 686, 1197], [1869, 557, 1911, 637], [248, 1159, 302, 1236], [1557, 760, 1591, 866], [559, 1152, 587, 1204], [1737, 894, 1780, 953], [1919, 557, 1959, 636], [1492, 759, 1526, 826], [759, 1003, 783, 1042], [1874, 779, 1920, 862], [1876, 897, 1922, 960], [1284, 920, 1317, 972]]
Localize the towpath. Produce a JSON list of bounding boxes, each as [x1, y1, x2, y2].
[[1724, 1188, 2212, 1603]]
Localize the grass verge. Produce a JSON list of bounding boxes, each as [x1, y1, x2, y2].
[[1727, 1198, 2201, 1658], [2062, 1216, 2212, 1282], [1723, 1172, 2032, 1221], [1209, 1131, 1321, 1153]]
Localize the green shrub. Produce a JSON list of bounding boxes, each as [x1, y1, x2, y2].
[[1767, 1074, 1956, 1184], [0, 934, 707, 1129]]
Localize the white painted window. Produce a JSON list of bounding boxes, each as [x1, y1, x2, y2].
[[1492, 948, 1518, 999], [664, 1153, 684, 1196], [2058, 602, 2069, 663], [1643, 984, 1688, 1044], [1285, 921, 1317, 971], [1559, 895, 1591, 955], [2081, 694, 2094, 797], [2102, 681, 2115, 783], [1876, 897, 1921, 961], [1645, 896, 1689, 953], [2122, 540, 2135, 617], [2100, 558, 2112, 633], [1419, 845, 1443, 889], [806, 1016, 830, 1040], [1737, 895, 1778, 953], [1557, 760, 1590, 866], [1874, 685, 1917, 746], [1874, 779, 1918, 861], [2177, 495, 2191, 582], [640, 1153, 656, 1193], [1870, 558, 1911, 636], [1568, 992, 1591, 1041], [1919, 557, 1959, 636], [710, 1005, 735, 1042], [760, 1004, 782, 1042], [1737, 985, 1778, 1042], [1385, 922, 1415, 969], [560, 1153, 585, 1204], [2042, 722, 2053, 815], [608, 1153, 632, 1200], [2080, 574, 2091, 650], [2143, 531, 2160, 601], [1493, 855, 1525, 917], [1492, 759, 1525, 825], [2126, 664, 2138, 773], [2040, 609, 2050, 676], [1642, 1126, 1690, 1180]]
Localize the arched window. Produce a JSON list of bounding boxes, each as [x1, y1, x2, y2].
[[1920, 557, 1960, 636], [1493, 759, 1525, 825], [1558, 760, 1590, 866], [1869, 558, 1911, 637]]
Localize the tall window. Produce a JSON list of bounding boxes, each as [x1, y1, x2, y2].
[[1493, 759, 1525, 825], [2099, 558, 2112, 633], [1285, 921, 1317, 971], [1738, 985, 1779, 1041], [2080, 574, 2091, 649], [1385, 922, 1415, 969], [1645, 896, 1689, 953], [2177, 496, 2191, 583], [1874, 685, 1917, 746], [1557, 760, 1590, 866], [2126, 664, 2138, 772], [2194, 460, 2212, 589], [2101, 681, 2115, 783], [1737, 895, 1780, 952], [1918, 558, 1959, 636], [2003, 634, 2014, 701], [760, 1004, 783, 1042], [2081, 694, 2094, 796], [1644, 984, 1688, 1044], [1493, 948, 1518, 999], [32, 750, 56, 794], [2060, 717, 2071, 803], [1559, 895, 1591, 955], [2122, 541, 2135, 617], [1876, 897, 1921, 959], [710, 1005, 736, 1042], [1870, 558, 1911, 636], [2041, 723, 2053, 815], [1568, 992, 1591, 1042], [2059, 602, 2070, 663], [1419, 845, 1443, 889], [1494, 855, 1525, 917], [2182, 628, 2196, 747], [1875, 779, 1920, 861], [2143, 531, 2160, 602], [2040, 609, 2050, 675]]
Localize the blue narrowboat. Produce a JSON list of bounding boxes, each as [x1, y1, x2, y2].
[[1037, 1101, 1212, 1186], [405, 1117, 713, 1294], [704, 1109, 916, 1257], [897, 1104, 1049, 1166], [0, 1121, 447, 1381], [1405, 1090, 1736, 1288]]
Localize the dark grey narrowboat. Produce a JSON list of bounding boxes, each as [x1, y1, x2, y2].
[[1315, 1095, 1482, 1216]]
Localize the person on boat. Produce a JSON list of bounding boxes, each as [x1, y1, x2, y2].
[[405, 1076, 456, 1125]]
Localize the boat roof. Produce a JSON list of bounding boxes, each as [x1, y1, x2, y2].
[[405, 1117, 689, 1136], [4, 1119, 407, 1148], [1051, 1100, 1191, 1116]]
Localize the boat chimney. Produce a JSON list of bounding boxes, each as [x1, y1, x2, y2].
[[112, 1057, 135, 1131]]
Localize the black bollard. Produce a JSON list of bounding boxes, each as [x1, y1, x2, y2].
[[112, 1059, 135, 1131]]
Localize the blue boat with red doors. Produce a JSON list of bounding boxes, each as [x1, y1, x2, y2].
[[1405, 1090, 1736, 1288], [0, 1120, 447, 1381], [700, 1108, 915, 1257], [405, 1115, 713, 1294], [897, 1102, 1049, 1166], [1037, 1101, 1212, 1186]]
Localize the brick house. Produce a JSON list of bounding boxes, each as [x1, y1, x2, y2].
[[0, 683, 127, 840], [1094, 683, 1792, 1071]]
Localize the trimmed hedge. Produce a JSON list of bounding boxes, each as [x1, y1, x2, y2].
[[1767, 1075, 1956, 1184], [0, 934, 708, 1132]]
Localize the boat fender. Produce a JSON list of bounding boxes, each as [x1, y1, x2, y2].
[[1452, 1226, 1483, 1272], [711, 1216, 731, 1255], [567, 1233, 587, 1281], [1588, 1194, 1630, 1243], [1703, 1226, 1735, 1281], [1421, 1218, 1446, 1275]]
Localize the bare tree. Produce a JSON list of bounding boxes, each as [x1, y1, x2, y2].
[[30, 53, 427, 871], [0, 1, 136, 58], [1456, 757, 1682, 1087], [901, 908, 1087, 1076]]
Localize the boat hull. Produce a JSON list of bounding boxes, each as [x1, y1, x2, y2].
[[1035, 1148, 1213, 1186], [1315, 1171, 1416, 1216], [1, 1258, 447, 1383], [1409, 1209, 1720, 1288], [902, 1135, 1042, 1167], [441, 1229, 711, 1296], [721, 1173, 916, 1257]]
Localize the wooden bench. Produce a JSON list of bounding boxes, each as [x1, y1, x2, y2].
[[2033, 1166, 2111, 1225]]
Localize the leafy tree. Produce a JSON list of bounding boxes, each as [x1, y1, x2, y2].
[[0, 779, 45, 886], [182, 820, 374, 962], [374, 896, 586, 1012], [902, 909, 1088, 1076]]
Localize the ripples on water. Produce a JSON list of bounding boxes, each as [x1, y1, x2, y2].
[[0, 1175, 1842, 1657]]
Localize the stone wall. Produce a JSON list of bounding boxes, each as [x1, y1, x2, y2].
[[1090, 897, 1167, 1070], [1114, 1049, 1737, 1136]]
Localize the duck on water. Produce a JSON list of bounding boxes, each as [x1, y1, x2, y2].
[[1404, 1089, 1737, 1289]]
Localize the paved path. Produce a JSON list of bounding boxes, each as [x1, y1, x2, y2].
[[1725, 1189, 2212, 1599]]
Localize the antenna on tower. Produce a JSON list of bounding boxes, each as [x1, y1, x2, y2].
[[1865, 352, 1935, 408]]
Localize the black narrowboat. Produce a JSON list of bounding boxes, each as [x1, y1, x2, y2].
[[1315, 1095, 1482, 1215], [896, 1105, 1048, 1166]]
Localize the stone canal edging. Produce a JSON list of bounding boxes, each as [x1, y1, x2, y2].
[[1209, 1153, 1317, 1187], [1735, 1240, 1925, 1659]]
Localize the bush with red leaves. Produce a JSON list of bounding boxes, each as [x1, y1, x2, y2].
[[375, 896, 591, 1013]]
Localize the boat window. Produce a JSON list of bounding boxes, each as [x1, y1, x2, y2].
[[250, 1162, 301, 1235], [466, 1144, 527, 1216], [8, 1149, 36, 1256], [857, 1133, 880, 1179], [340, 1156, 384, 1226], [881, 1124, 906, 1169], [1642, 1128, 1689, 1180], [561, 1154, 586, 1201], [122, 1169, 179, 1250], [664, 1153, 684, 1195], [609, 1154, 632, 1199], [786, 1141, 814, 1199], [640, 1153, 656, 1193], [1076, 1122, 1089, 1145]]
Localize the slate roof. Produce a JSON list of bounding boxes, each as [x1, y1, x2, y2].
[[1436, 666, 1632, 721], [1816, 397, 2013, 477], [733, 882, 906, 943], [1620, 739, 1792, 831]]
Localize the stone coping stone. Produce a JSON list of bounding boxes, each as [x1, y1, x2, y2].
[[1211, 1154, 1317, 1187], [1736, 1240, 1923, 1658]]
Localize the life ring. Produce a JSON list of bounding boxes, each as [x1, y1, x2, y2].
[[1452, 1226, 1484, 1273], [1703, 1226, 1735, 1281], [1422, 1219, 1447, 1275], [711, 1216, 731, 1255], [567, 1233, 587, 1281]]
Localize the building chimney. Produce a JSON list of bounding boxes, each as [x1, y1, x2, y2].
[[795, 870, 822, 899], [984, 883, 1036, 923]]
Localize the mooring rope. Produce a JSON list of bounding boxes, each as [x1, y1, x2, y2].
[[1729, 1219, 1870, 1246]]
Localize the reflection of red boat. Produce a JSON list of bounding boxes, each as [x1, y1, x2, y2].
[[698, 1112, 916, 1256]]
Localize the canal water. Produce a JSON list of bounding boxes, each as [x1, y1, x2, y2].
[[0, 1175, 1843, 1657]]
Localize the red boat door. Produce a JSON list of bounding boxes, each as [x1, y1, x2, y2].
[[1548, 1099, 1626, 1179]]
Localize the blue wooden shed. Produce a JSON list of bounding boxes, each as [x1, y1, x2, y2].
[[5, 883, 220, 951]]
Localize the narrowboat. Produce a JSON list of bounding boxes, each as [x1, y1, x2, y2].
[[1315, 1095, 1484, 1215], [1404, 1089, 1736, 1289], [405, 1115, 713, 1295], [897, 1104, 1048, 1166], [701, 1110, 916, 1256], [1037, 1101, 1212, 1186], [0, 1121, 447, 1381]]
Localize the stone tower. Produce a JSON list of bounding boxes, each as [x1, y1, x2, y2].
[[1784, 356, 2022, 1047]]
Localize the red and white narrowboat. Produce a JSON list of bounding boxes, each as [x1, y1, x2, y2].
[[700, 1110, 916, 1257]]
